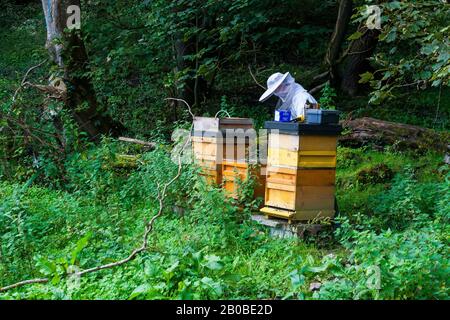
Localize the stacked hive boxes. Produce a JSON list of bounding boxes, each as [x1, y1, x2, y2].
[[220, 119, 266, 199], [260, 121, 342, 222], [191, 117, 223, 185], [191, 117, 258, 190]]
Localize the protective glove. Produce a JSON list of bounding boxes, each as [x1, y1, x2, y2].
[[290, 115, 304, 123]]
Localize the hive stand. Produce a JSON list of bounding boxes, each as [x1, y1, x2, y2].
[[251, 214, 333, 239]]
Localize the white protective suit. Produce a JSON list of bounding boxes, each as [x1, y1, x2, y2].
[[259, 72, 317, 121]]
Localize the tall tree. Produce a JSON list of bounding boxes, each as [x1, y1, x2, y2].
[[41, 0, 122, 139], [317, 0, 380, 96], [339, 26, 380, 96], [325, 0, 354, 87]]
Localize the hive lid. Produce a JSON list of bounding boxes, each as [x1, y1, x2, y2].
[[219, 117, 254, 126], [264, 121, 342, 136], [193, 117, 220, 132], [193, 117, 254, 133]]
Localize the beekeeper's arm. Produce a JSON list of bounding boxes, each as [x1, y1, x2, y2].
[[291, 91, 318, 121]]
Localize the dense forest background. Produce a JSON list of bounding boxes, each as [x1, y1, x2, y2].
[[0, 0, 448, 299]]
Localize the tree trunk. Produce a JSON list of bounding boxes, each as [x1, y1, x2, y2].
[[325, 0, 353, 86], [340, 117, 449, 152], [173, 36, 196, 107], [321, 0, 381, 96], [41, 0, 122, 139], [339, 27, 380, 96]]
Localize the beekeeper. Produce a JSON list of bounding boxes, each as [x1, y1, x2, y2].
[[259, 72, 317, 121]]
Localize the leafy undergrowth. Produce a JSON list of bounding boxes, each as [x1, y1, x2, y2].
[[0, 141, 448, 300]]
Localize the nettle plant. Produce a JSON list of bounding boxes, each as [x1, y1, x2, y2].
[[318, 83, 337, 110], [130, 249, 227, 300]]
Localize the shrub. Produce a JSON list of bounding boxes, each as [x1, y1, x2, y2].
[[356, 163, 394, 185], [316, 222, 449, 300], [369, 168, 441, 231]]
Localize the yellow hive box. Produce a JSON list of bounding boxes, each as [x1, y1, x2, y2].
[[222, 161, 266, 201], [191, 117, 254, 186], [260, 122, 342, 222]]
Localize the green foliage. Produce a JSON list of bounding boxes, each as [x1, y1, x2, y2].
[[75, 0, 336, 136], [369, 169, 442, 231], [130, 249, 228, 299], [0, 141, 323, 299], [353, 1, 450, 104], [356, 163, 394, 185], [1, 140, 447, 300], [316, 222, 449, 299], [332, 160, 448, 298], [308, 168, 449, 300], [318, 83, 337, 110]]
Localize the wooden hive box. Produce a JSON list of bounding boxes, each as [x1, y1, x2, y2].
[[219, 118, 266, 201], [260, 121, 342, 222], [191, 117, 254, 186], [222, 162, 266, 200]]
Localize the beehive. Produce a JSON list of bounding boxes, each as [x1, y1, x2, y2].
[[260, 121, 342, 222], [191, 117, 254, 186], [222, 161, 266, 200], [220, 120, 267, 200]]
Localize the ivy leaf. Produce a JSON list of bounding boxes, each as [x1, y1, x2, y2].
[[383, 27, 397, 43], [431, 79, 442, 87], [305, 265, 328, 273], [200, 277, 223, 296], [437, 51, 449, 63], [289, 270, 305, 288], [36, 258, 57, 276], [421, 44, 437, 56], [348, 31, 363, 41], [385, 1, 402, 10], [359, 72, 374, 84]]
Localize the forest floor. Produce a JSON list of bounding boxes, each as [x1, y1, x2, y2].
[[0, 144, 448, 299]]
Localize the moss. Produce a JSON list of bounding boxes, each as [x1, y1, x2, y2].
[[356, 163, 394, 185]]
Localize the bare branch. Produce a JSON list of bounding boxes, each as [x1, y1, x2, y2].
[[118, 137, 156, 148], [248, 65, 266, 90], [0, 278, 48, 293], [313, 71, 330, 82], [165, 98, 195, 119], [309, 82, 327, 95], [12, 59, 47, 103]]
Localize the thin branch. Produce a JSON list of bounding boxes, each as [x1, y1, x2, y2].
[[12, 59, 47, 103], [392, 81, 423, 90], [165, 98, 195, 119], [309, 82, 327, 95], [434, 85, 442, 125], [118, 137, 156, 148], [0, 278, 49, 292], [313, 71, 330, 82], [248, 65, 266, 90], [346, 46, 377, 57]]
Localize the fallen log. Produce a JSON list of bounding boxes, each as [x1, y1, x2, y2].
[[118, 137, 156, 149], [339, 117, 449, 153]]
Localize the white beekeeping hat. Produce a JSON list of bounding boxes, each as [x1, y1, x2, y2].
[[259, 72, 292, 102]]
